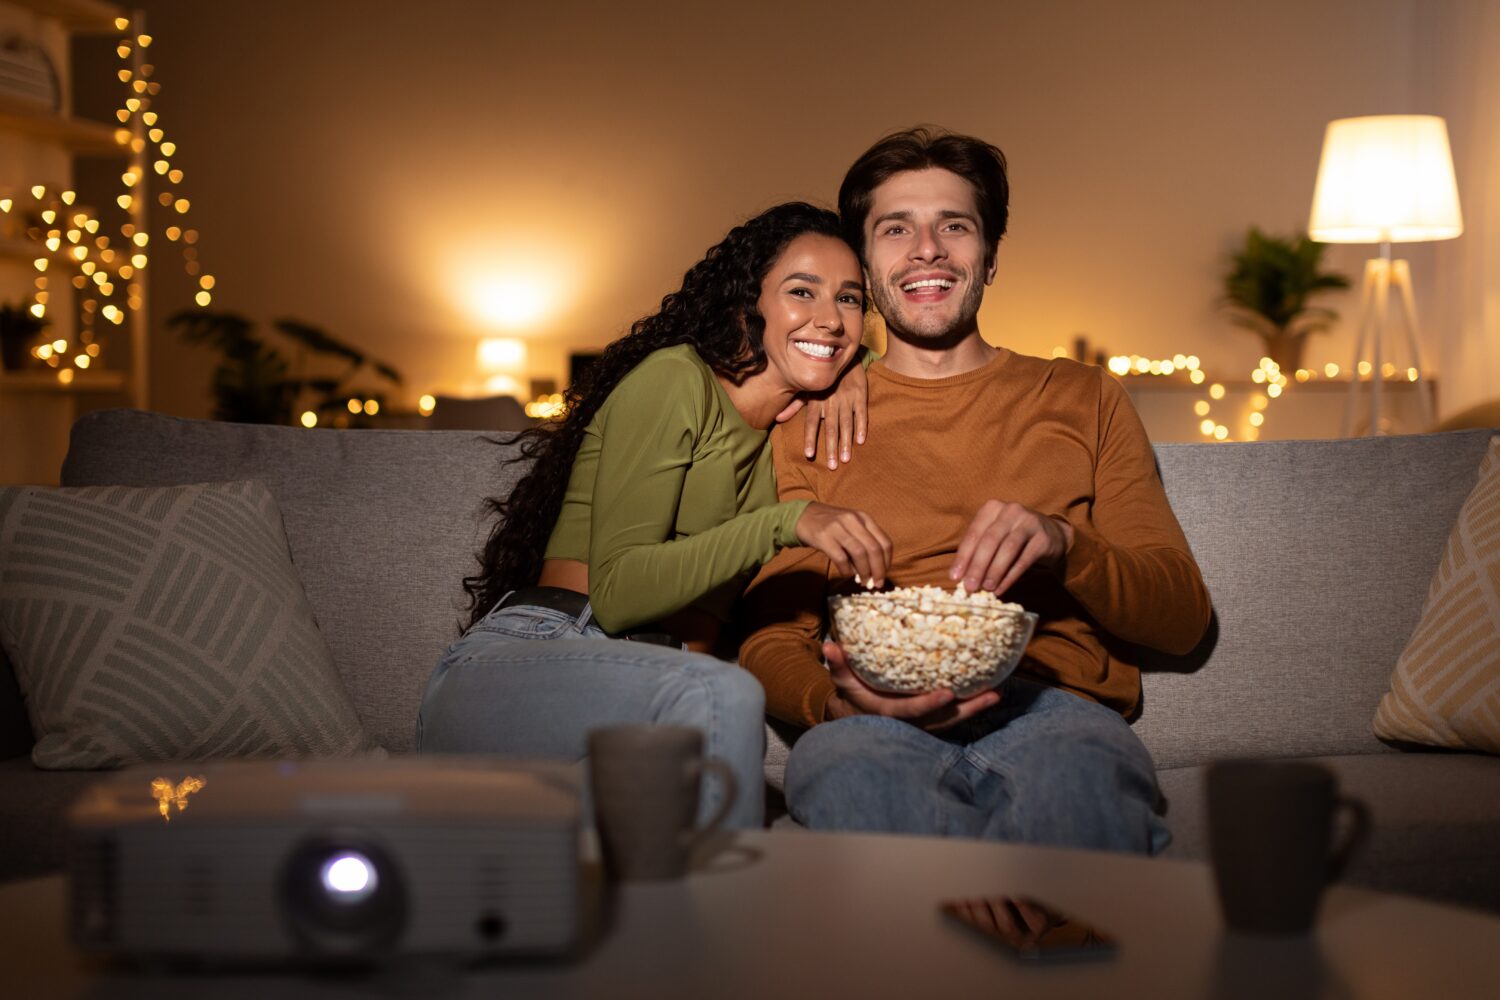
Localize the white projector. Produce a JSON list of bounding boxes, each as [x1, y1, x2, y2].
[[67, 757, 583, 965]]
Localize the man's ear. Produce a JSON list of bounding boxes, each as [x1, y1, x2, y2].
[[984, 254, 998, 286]]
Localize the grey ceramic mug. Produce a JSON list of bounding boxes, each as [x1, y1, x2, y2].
[[1207, 760, 1369, 935], [587, 725, 738, 881]]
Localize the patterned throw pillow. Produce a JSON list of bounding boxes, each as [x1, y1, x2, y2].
[[1373, 435, 1500, 753], [0, 480, 380, 768]]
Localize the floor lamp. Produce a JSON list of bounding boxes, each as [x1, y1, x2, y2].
[[1308, 115, 1464, 437]]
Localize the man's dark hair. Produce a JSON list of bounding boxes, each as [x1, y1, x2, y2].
[[838, 126, 1010, 268]]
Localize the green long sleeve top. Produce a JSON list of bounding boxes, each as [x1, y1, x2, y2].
[[543, 345, 809, 634]]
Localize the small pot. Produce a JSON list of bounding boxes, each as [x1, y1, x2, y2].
[[1, 334, 34, 372]]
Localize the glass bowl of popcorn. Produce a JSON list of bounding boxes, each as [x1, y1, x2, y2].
[[827, 585, 1038, 698]]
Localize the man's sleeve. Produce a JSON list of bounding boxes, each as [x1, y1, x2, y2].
[[1056, 372, 1213, 655], [736, 427, 838, 728]]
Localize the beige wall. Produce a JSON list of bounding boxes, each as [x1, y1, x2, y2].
[[76, 0, 1493, 421]]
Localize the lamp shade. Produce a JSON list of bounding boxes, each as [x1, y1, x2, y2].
[[1308, 115, 1463, 243]]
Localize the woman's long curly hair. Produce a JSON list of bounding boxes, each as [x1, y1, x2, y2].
[[462, 201, 847, 627]]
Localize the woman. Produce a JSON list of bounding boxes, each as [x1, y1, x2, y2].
[[417, 203, 891, 828]]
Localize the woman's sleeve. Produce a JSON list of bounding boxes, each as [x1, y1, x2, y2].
[[586, 356, 808, 633]]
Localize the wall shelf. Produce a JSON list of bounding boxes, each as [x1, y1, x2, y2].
[[5, 0, 121, 33], [0, 95, 124, 156], [0, 369, 125, 392]]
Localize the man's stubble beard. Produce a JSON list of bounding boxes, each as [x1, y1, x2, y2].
[[869, 271, 987, 349]]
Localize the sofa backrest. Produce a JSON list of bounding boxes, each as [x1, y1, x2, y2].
[[1136, 430, 1494, 769], [57, 409, 528, 753], [28, 410, 1498, 769]]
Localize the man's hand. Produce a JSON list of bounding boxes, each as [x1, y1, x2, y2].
[[795, 504, 892, 589], [949, 500, 1074, 595], [823, 642, 1001, 731], [773, 354, 869, 469]]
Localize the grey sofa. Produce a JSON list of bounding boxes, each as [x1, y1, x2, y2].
[[2, 410, 1498, 911]]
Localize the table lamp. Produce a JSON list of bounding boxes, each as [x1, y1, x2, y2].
[[1308, 114, 1463, 436]]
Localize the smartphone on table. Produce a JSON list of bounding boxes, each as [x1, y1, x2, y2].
[[941, 895, 1117, 963]]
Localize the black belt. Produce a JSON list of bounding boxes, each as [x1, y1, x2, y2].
[[499, 586, 680, 648]]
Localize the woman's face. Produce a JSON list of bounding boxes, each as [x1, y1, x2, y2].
[[754, 233, 865, 395]]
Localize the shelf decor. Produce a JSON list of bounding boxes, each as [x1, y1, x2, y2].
[[1221, 227, 1350, 375]]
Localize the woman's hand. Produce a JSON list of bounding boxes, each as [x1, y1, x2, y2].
[[822, 642, 1002, 731], [795, 503, 892, 588], [774, 350, 869, 470]]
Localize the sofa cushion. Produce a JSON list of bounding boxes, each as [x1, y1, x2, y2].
[[59, 410, 526, 753], [1374, 435, 1500, 753], [0, 480, 376, 768], [1157, 752, 1500, 911]]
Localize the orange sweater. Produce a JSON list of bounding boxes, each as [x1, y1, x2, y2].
[[737, 349, 1212, 728]]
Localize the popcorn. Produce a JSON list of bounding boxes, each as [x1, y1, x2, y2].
[[828, 584, 1037, 697]]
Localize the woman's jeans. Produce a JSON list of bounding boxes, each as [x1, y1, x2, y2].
[[785, 677, 1169, 854], [417, 600, 766, 829]]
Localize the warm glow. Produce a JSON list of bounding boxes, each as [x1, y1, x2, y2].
[[1325, 362, 1340, 378], [1214, 425, 1229, 440], [57, 367, 74, 384], [363, 399, 379, 416], [1308, 115, 1464, 243], [483, 374, 523, 396], [1200, 419, 1216, 436], [301, 411, 318, 428], [418, 394, 436, 415], [1193, 401, 1210, 417], [1358, 361, 1373, 377], [1248, 411, 1264, 427], [477, 337, 527, 372], [468, 275, 556, 329], [347, 398, 363, 414], [75, 354, 90, 369], [1050, 345, 1068, 359], [1267, 383, 1283, 399], [1209, 383, 1226, 400], [1189, 369, 1205, 384], [195, 290, 212, 306], [1407, 368, 1419, 381], [1251, 394, 1268, 410]]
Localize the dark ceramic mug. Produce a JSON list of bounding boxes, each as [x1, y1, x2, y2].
[[1207, 760, 1370, 935], [587, 725, 737, 881]]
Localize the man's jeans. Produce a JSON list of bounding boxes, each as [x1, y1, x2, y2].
[[784, 676, 1169, 853], [417, 601, 766, 829]]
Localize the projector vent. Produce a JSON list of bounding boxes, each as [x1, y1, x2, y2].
[[69, 835, 119, 946], [184, 857, 215, 917], [477, 855, 505, 905]]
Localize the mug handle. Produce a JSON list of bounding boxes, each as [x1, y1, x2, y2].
[[682, 758, 738, 847], [1326, 795, 1371, 883]]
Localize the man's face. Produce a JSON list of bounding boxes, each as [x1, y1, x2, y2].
[[862, 167, 996, 344]]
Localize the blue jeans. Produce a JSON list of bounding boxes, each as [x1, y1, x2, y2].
[[417, 600, 766, 829], [784, 677, 1169, 854]]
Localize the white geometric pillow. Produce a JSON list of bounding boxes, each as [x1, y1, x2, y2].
[[1374, 436, 1500, 753], [0, 480, 380, 768]]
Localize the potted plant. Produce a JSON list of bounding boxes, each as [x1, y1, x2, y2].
[[168, 309, 402, 425], [1222, 227, 1350, 372], [0, 302, 48, 372]]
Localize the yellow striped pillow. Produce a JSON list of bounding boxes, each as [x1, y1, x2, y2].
[[1374, 435, 1500, 752]]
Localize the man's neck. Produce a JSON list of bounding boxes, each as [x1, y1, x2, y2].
[[881, 329, 998, 379]]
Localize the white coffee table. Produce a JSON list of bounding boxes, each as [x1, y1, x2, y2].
[[3, 828, 1498, 998]]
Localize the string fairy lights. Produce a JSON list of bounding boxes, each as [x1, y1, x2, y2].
[[0, 15, 216, 384], [1103, 352, 1422, 441]]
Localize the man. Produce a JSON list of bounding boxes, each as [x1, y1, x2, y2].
[[738, 127, 1212, 853]]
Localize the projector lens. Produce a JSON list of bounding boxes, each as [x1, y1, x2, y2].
[[280, 835, 406, 956], [320, 852, 377, 901]]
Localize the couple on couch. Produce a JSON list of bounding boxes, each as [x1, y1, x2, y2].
[[417, 127, 1212, 853]]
